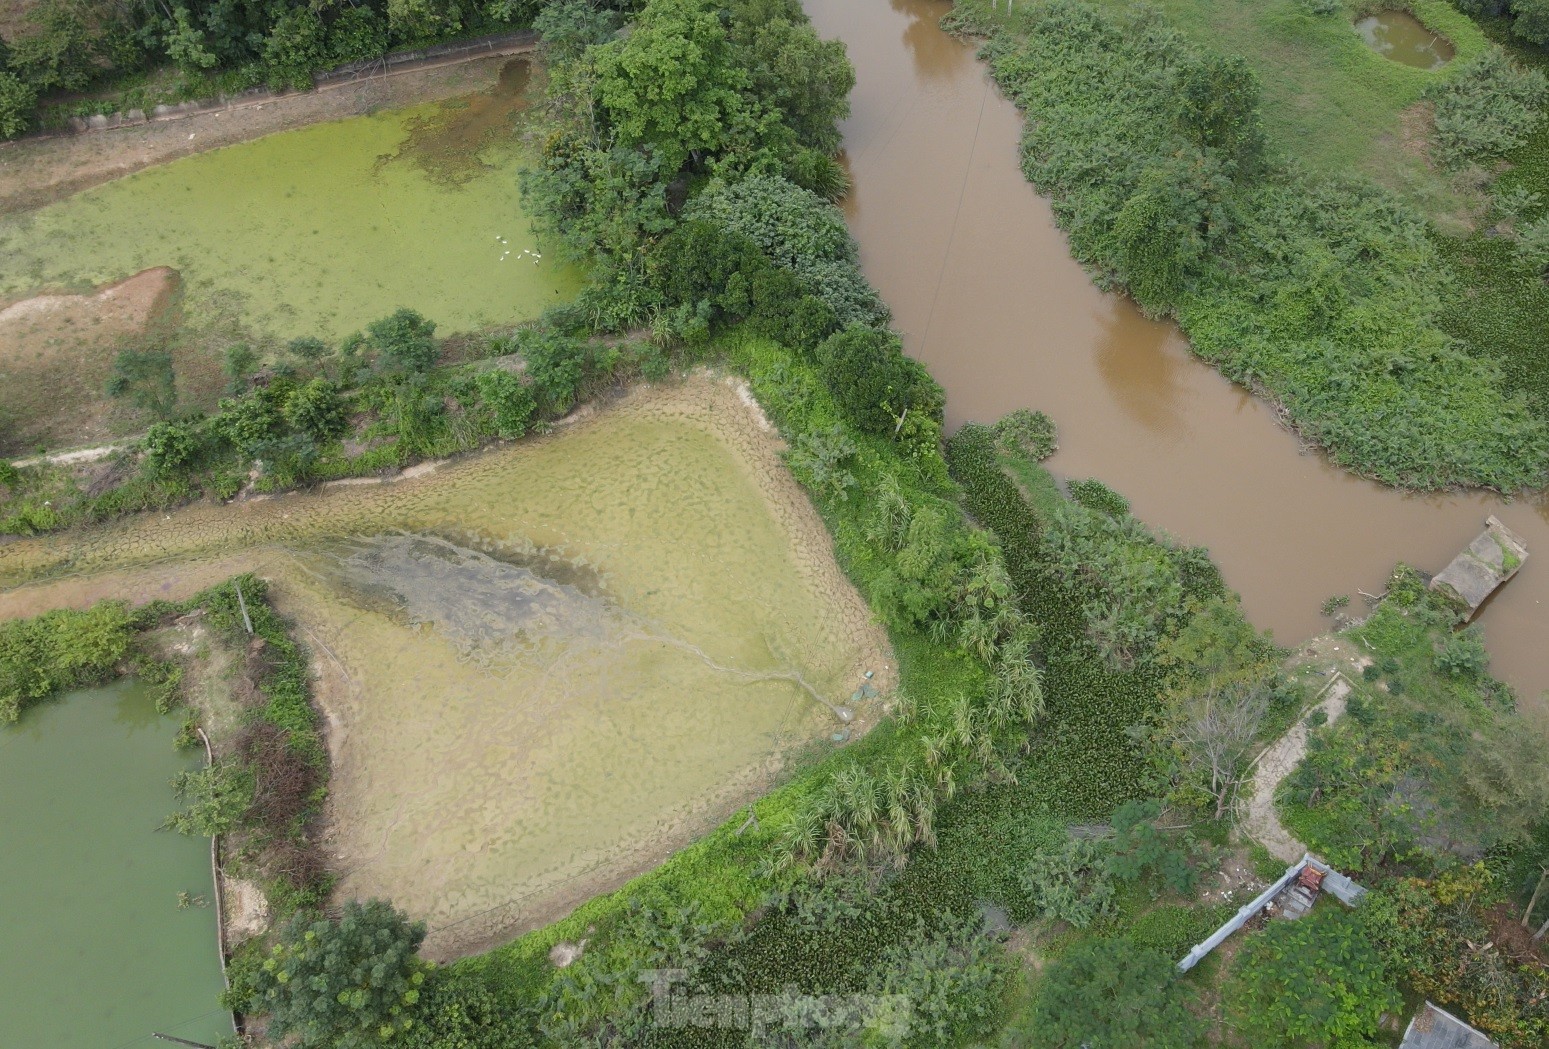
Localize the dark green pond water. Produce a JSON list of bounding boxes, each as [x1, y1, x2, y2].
[[0, 680, 230, 1048]]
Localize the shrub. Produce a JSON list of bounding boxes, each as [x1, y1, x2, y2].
[[283, 379, 350, 443], [518, 329, 589, 413], [400, 969, 535, 1049], [473, 369, 537, 438], [264, 8, 326, 92], [106, 348, 178, 419], [0, 602, 137, 722], [0, 72, 36, 140], [1026, 938, 1203, 1049], [1512, 0, 1549, 47], [686, 175, 888, 327], [992, 408, 1057, 461], [1020, 836, 1116, 928], [1428, 47, 1549, 168], [142, 420, 203, 476], [8, 1, 96, 92], [366, 309, 440, 375], [866, 915, 1008, 1046], [1225, 907, 1400, 1048], [1518, 214, 1549, 274], [1108, 800, 1196, 895], [814, 325, 939, 438], [245, 900, 429, 1048], [1436, 626, 1490, 678], [1066, 478, 1130, 518]]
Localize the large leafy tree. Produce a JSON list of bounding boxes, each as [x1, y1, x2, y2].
[[727, 0, 854, 153], [815, 324, 938, 438], [1027, 938, 1203, 1048], [591, 0, 758, 173], [250, 899, 429, 1048]]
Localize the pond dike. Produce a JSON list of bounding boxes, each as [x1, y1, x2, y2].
[[43, 30, 539, 137]]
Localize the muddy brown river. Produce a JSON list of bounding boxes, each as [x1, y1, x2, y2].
[[807, 0, 1549, 704]]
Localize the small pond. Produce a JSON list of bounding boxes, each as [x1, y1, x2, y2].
[[0, 58, 579, 341], [1355, 10, 1454, 70], [0, 679, 229, 1048]]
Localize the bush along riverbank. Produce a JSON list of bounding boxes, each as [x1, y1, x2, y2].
[[944, 0, 1549, 491]]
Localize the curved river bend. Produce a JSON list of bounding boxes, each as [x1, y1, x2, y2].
[[804, 0, 1549, 704]]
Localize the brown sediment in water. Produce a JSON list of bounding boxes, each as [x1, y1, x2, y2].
[[0, 374, 893, 959], [0, 266, 181, 454], [804, 0, 1549, 706]]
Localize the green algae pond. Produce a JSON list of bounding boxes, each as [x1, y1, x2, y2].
[[0, 58, 579, 341], [0, 679, 229, 1048]]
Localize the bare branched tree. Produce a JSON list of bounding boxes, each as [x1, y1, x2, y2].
[[1165, 679, 1271, 819]]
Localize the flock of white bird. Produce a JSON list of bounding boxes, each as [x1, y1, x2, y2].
[[496, 235, 543, 264]]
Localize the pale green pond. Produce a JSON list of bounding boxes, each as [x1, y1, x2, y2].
[[0, 59, 579, 340], [0, 679, 229, 1048]]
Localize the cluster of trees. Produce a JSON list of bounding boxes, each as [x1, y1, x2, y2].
[[522, 0, 856, 326], [1463, 0, 1549, 47], [0, 0, 542, 137]]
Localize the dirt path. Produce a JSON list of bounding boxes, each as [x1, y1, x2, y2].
[[1240, 674, 1351, 862], [0, 44, 535, 214]]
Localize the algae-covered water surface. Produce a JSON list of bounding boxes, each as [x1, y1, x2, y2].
[[0, 377, 891, 956], [0, 679, 229, 1047], [0, 60, 578, 340]]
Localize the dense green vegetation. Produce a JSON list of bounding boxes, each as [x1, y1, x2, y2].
[[1366, 864, 1549, 1046], [1265, 568, 1549, 1045], [238, 901, 430, 1049], [1279, 566, 1546, 874], [1224, 905, 1400, 1047], [0, 0, 543, 136], [0, 599, 136, 721], [946, 0, 1547, 490]]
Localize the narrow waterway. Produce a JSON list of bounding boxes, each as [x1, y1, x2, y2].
[[804, 0, 1549, 703]]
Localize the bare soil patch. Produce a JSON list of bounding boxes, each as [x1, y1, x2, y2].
[[0, 51, 526, 214], [0, 266, 180, 455], [0, 0, 35, 39]]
